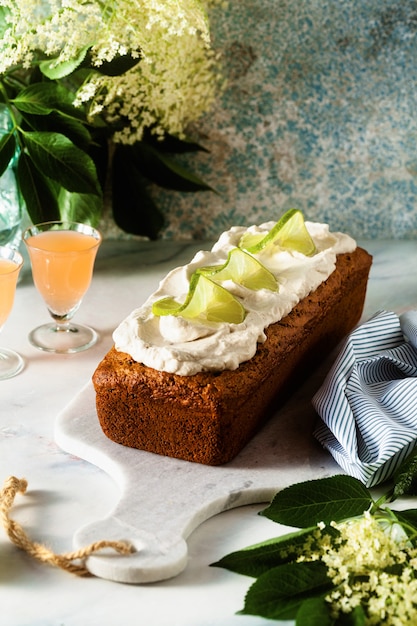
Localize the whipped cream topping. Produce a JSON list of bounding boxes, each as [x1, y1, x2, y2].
[[113, 221, 356, 375]]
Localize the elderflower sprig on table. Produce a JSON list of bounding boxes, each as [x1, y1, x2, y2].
[[0, 0, 223, 237], [213, 474, 417, 626]]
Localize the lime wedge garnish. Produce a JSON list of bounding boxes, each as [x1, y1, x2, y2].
[[199, 247, 278, 291], [152, 272, 246, 324], [239, 209, 317, 256]]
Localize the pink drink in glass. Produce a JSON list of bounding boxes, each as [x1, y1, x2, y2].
[[24, 222, 101, 353], [0, 246, 24, 378]]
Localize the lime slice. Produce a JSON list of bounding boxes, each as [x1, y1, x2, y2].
[[199, 247, 278, 291], [152, 272, 246, 324], [239, 209, 317, 256]]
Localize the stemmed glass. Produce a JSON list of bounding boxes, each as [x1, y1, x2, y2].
[[23, 221, 102, 353], [0, 246, 24, 379]]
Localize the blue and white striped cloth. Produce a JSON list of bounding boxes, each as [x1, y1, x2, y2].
[[313, 310, 417, 487]]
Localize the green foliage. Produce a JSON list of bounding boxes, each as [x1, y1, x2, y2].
[[295, 596, 335, 626], [39, 47, 91, 80], [111, 135, 213, 238], [58, 188, 103, 227], [126, 139, 214, 192], [0, 51, 214, 238], [16, 152, 60, 224], [213, 474, 417, 625], [261, 475, 372, 527], [11, 82, 82, 117], [23, 131, 100, 194], [240, 561, 331, 621], [112, 143, 165, 240], [213, 526, 339, 578]]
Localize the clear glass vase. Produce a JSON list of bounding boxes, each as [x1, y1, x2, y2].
[[0, 105, 23, 250]]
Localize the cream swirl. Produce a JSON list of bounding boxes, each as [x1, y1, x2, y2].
[[113, 221, 356, 375]]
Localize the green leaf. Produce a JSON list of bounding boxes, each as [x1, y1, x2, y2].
[[261, 476, 372, 528], [57, 189, 103, 227], [22, 111, 91, 150], [0, 131, 16, 176], [39, 46, 90, 79], [12, 83, 84, 119], [296, 596, 334, 626], [88, 135, 109, 189], [212, 527, 327, 577], [394, 509, 417, 527], [392, 509, 417, 543], [112, 144, 164, 239], [16, 152, 60, 224], [240, 561, 331, 620], [130, 141, 214, 192], [22, 131, 101, 195]]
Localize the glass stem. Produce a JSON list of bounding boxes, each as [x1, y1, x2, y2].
[[49, 310, 76, 333]]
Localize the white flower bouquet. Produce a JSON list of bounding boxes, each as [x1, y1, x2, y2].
[[0, 0, 223, 237], [215, 473, 417, 625]]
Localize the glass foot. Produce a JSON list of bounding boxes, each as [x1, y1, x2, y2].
[[29, 322, 98, 354], [0, 347, 24, 380]]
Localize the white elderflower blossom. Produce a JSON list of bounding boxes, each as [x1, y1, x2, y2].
[[316, 512, 417, 625], [91, 31, 221, 143], [0, 0, 221, 141]]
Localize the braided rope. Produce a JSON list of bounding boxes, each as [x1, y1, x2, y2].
[[0, 476, 134, 576]]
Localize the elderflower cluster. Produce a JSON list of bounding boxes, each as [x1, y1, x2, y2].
[[0, 0, 222, 142], [75, 15, 221, 143], [302, 512, 417, 625]]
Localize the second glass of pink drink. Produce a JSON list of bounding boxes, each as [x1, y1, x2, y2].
[[23, 221, 102, 353], [0, 246, 24, 378]]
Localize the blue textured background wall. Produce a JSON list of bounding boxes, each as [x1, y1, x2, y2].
[[154, 0, 417, 240]]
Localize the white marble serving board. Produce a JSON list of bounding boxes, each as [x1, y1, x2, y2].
[[54, 373, 340, 584]]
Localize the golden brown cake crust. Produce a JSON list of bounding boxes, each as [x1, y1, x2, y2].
[[93, 247, 372, 465]]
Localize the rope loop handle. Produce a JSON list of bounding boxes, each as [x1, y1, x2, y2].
[[0, 476, 134, 576]]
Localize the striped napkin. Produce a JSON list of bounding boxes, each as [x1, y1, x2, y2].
[[313, 310, 417, 487]]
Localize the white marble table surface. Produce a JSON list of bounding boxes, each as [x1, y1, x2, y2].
[[1, 238, 416, 626]]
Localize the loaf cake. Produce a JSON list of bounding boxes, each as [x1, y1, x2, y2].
[[93, 212, 372, 465]]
